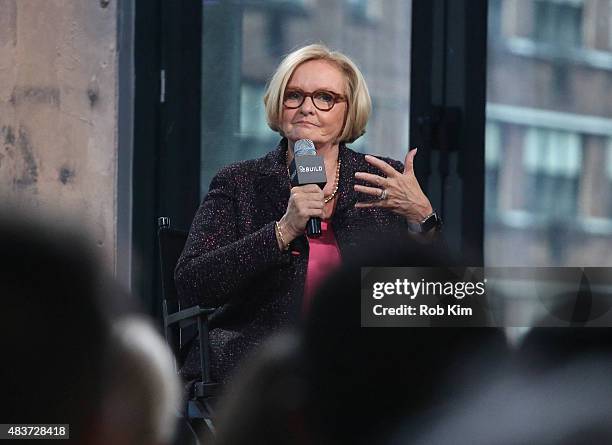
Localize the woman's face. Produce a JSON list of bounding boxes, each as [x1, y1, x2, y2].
[[280, 59, 348, 149]]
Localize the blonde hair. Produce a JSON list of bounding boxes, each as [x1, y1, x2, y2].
[[101, 316, 181, 445], [263, 44, 371, 144]]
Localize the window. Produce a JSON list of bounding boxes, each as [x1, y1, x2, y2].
[[200, 0, 412, 195], [532, 0, 583, 48], [485, 122, 502, 214], [486, 0, 612, 267], [522, 127, 581, 218], [488, 0, 503, 42], [607, 138, 612, 179], [240, 83, 274, 143], [345, 0, 384, 22]]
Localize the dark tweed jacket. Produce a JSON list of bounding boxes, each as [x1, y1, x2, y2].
[[175, 139, 409, 383]]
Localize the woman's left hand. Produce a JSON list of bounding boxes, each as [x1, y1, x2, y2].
[[354, 148, 433, 223]]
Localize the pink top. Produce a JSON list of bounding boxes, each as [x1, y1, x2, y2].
[[302, 220, 342, 314]]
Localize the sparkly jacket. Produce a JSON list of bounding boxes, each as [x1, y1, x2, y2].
[[175, 139, 409, 383]]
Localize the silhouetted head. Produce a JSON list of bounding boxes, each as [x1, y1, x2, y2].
[[0, 215, 118, 441], [302, 236, 507, 444]]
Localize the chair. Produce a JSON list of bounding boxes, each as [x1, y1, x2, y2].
[[157, 216, 219, 438]]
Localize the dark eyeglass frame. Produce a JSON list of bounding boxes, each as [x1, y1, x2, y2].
[[283, 88, 347, 111]]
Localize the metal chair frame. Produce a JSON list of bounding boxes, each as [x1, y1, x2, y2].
[[157, 216, 219, 438]]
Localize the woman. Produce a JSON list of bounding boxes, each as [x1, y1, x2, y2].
[[175, 44, 441, 384]]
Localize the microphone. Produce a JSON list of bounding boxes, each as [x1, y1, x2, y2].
[[288, 139, 327, 238]]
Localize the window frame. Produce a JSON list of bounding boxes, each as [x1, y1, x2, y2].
[[132, 0, 490, 314]]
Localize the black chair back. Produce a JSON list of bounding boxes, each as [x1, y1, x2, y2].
[[158, 217, 187, 304], [157, 217, 218, 438], [157, 217, 189, 365], [157, 216, 217, 384]]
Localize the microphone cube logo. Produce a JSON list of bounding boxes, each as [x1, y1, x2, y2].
[[299, 166, 323, 173], [291, 155, 327, 187]]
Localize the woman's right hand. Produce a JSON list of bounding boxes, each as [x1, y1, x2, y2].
[[277, 184, 324, 248]]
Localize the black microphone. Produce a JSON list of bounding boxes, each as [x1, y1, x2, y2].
[[288, 139, 327, 238]]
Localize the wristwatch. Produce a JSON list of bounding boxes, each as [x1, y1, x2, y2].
[[420, 210, 443, 233]]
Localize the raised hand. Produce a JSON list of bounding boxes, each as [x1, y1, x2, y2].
[[354, 148, 433, 223]]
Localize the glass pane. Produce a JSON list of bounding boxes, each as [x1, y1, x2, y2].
[[485, 0, 612, 267], [200, 0, 412, 195]]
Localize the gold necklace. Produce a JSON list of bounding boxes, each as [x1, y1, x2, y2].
[[323, 159, 341, 203], [286, 152, 341, 203]]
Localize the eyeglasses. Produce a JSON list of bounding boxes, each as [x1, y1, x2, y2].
[[283, 88, 347, 111]]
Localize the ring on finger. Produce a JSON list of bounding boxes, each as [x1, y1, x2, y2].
[[378, 188, 388, 200]]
